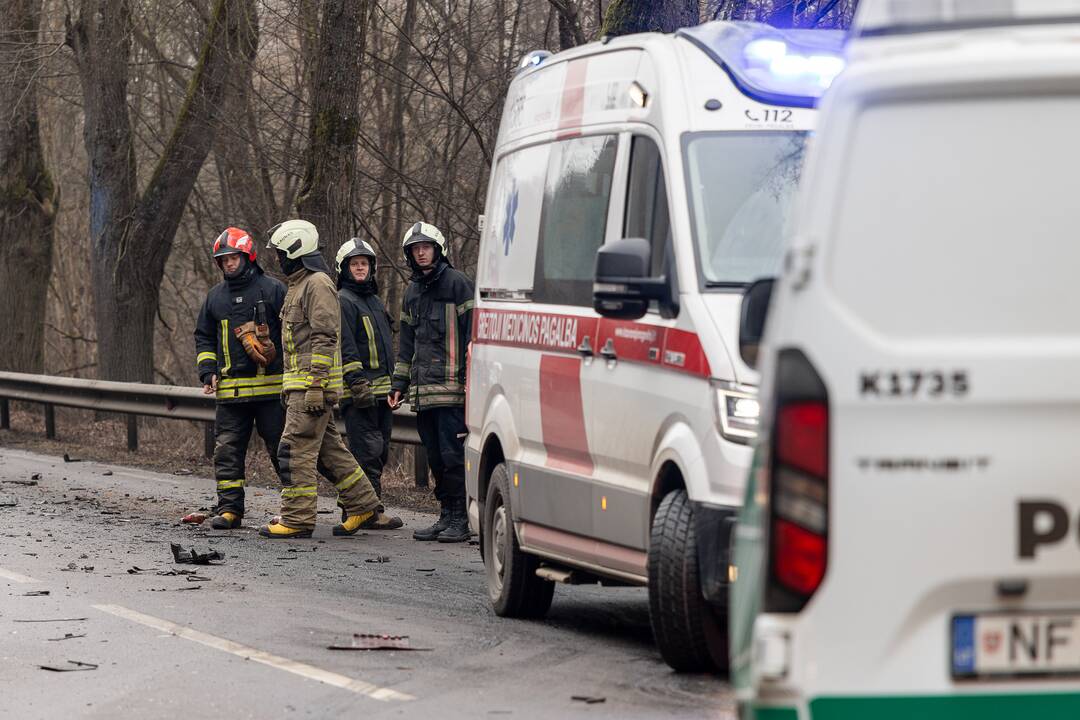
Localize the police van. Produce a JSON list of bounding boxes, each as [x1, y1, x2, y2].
[[464, 21, 844, 671], [732, 0, 1080, 716]]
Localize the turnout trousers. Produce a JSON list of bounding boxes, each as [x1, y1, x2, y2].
[[214, 399, 285, 518], [277, 392, 380, 529], [415, 406, 467, 505], [342, 402, 393, 500]]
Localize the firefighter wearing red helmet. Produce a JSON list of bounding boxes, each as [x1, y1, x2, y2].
[[193, 227, 288, 529]]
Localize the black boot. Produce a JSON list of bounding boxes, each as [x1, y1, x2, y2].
[[413, 502, 451, 541], [436, 499, 470, 543]]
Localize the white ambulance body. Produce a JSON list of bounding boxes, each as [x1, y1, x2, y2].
[[733, 1, 1080, 716], [465, 21, 844, 671]]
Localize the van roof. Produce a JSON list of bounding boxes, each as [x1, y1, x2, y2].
[[855, 0, 1080, 37]]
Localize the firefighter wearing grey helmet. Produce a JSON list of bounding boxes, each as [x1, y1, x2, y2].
[[389, 221, 475, 543], [259, 219, 401, 539], [334, 238, 401, 528]]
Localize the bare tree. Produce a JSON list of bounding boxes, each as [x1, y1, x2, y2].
[[64, 0, 258, 382], [0, 0, 59, 373], [295, 0, 372, 267], [601, 0, 698, 36]]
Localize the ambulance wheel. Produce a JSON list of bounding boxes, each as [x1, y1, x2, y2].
[[484, 463, 555, 618], [648, 488, 729, 673]]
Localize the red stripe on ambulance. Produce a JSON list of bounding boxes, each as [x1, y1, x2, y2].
[[538, 355, 594, 475]]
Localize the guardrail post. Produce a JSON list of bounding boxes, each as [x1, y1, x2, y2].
[[44, 403, 55, 439], [126, 414, 138, 452], [204, 422, 215, 458], [414, 445, 429, 488], [0, 398, 9, 429]]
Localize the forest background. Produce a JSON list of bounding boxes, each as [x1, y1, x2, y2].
[[0, 0, 857, 385]]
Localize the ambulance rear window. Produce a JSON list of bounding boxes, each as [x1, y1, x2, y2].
[[685, 132, 806, 287]]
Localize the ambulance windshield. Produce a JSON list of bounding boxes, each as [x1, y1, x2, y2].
[[685, 132, 805, 286]]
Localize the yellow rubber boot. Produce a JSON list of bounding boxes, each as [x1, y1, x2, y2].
[[210, 512, 241, 530], [258, 522, 313, 539], [332, 511, 375, 536]]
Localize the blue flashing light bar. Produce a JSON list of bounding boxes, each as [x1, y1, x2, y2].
[[678, 22, 847, 108], [517, 50, 552, 74]]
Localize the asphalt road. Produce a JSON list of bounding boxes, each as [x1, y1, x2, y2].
[[0, 447, 732, 719]]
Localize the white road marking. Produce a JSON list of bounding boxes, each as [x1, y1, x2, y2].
[[92, 604, 414, 702], [0, 567, 38, 584]]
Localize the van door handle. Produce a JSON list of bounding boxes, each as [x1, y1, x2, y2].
[[600, 338, 617, 362], [576, 336, 594, 357]]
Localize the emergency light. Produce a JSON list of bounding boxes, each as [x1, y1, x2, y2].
[[678, 23, 847, 108]]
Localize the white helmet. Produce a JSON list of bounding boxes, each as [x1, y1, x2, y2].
[[267, 219, 319, 259], [401, 221, 447, 262], [335, 238, 377, 274]]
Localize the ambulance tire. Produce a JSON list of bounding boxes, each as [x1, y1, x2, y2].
[[484, 463, 555, 618], [648, 489, 729, 673]]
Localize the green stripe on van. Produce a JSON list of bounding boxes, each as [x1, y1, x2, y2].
[[810, 693, 1080, 720], [749, 706, 798, 720]]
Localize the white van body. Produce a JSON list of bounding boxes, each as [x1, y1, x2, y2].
[[733, 1, 1080, 716], [466, 21, 843, 671]]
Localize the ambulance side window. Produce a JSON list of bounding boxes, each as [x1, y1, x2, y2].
[[533, 134, 618, 307], [624, 135, 672, 279]]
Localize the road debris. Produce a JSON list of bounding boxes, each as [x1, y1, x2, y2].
[[102, 470, 113, 476], [62, 453, 83, 463], [366, 556, 390, 564], [127, 566, 153, 574], [39, 660, 98, 672], [327, 634, 432, 651], [186, 575, 210, 582], [181, 512, 209, 525], [2, 479, 38, 486], [60, 562, 95, 573], [175, 585, 202, 591], [22, 590, 50, 597], [47, 634, 86, 642], [571, 696, 607, 705], [173, 469, 193, 476], [170, 543, 223, 565], [15, 618, 88, 623], [0, 496, 17, 507], [415, 567, 436, 572], [31, 473, 41, 480]]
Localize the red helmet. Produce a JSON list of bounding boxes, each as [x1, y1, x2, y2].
[[212, 227, 257, 262]]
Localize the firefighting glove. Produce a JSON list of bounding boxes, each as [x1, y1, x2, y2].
[[350, 378, 375, 408], [234, 321, 269, 366], [255, 323, 277, 365], [303, 387, 326, 416]]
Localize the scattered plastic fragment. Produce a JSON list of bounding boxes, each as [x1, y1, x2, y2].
[[181, 512, 209, 525], [366, 556, 390, 564], [47, 634, 86, 642], [327, 634, 431, 651], [0, 496, 17, 507], [2, 479, 37, 486], [186, 575, 210, 582], [415, 568, 435, 572], [40, 660, 97, 672], [103, 471, 113, 476], [170, 543, 223, 565], [62, 453, 83, 463], [571, 696, 606, 705], [15, 618, 88, 623], [22, 590, 50, 597], [173, 469, 193, 476], [31, 473, 41, 480]]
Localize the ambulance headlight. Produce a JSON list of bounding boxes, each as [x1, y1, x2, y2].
[[715, 381, 760, 444]]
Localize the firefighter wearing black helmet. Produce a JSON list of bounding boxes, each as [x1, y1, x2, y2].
[[193, 227, 287, 529], [334, 237, 401, 527], [389, 222, 475, 543]]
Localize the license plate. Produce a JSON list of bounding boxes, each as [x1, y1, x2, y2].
[[952, 611, 1080, 679]]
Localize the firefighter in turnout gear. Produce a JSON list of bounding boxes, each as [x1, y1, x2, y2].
[[335, 239, 403, 527], [259, 219, 400, 538], [388, 222, 474, 543], [194, 227, 287, 529]]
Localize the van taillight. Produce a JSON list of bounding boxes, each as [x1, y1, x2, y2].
[[766, 350, 828, 613]]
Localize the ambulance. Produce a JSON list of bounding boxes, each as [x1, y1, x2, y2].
[[464, 21, 845, 671], [732, 0, 1080, 716]]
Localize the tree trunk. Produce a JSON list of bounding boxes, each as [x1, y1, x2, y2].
[[295, 0, 372, 269], [600, 0, 698, 36], [66, 0, 257, 383], [0, 0, 58, 374]]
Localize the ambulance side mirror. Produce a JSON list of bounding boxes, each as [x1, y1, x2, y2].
[[739, 278, 775, 369], [593, 238, 671, 320]]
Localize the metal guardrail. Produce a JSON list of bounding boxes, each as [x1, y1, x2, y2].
[[0, 371, 428, 487]]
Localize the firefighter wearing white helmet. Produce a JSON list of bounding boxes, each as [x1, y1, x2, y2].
[[259, 220, 400, 538], [390, 221, 475, 543], [333, 237, 402, 528]]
